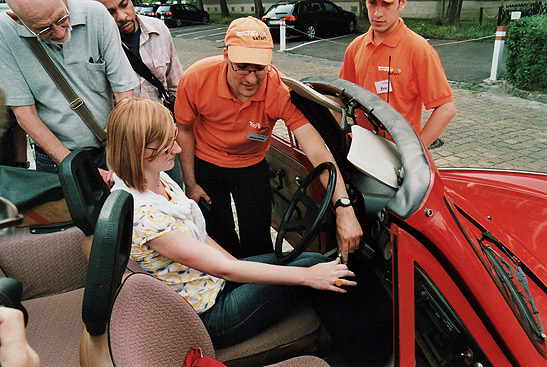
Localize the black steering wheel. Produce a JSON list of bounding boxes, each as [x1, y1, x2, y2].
[[275, 162, 336, 264]]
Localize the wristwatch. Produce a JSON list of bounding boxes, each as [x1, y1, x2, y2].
[[334, 197, 352, 210]]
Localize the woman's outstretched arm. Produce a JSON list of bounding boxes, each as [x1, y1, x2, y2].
[[147, 229, 356, 293]]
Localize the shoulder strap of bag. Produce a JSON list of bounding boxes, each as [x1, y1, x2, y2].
[[122, 44, 169, 100], [24, 37, 107, 146]]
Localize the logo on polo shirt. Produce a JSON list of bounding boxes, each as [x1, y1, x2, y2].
[[249, 121, 269, 132], [378, 66, 401, 76]]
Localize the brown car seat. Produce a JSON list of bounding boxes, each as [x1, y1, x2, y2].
[[80, 185, 327, 367]]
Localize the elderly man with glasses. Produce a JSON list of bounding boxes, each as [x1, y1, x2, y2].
[[174, 16, 362, 260], [0, 0, 138, 175]]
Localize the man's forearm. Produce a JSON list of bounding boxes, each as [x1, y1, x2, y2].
[[176, 124, 197, 186], [421, 101, 456, 148], [12, 105, 70, 164]]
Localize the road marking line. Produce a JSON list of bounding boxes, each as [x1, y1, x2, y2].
[[282, 34, 350, 51]]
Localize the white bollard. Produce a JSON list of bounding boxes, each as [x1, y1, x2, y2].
[[280, 19, 286, 52], [488, 11, 521, 81], [488, 25, 506, 81]]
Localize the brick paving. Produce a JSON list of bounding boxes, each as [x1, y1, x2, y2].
[[173, 38, 547, 173]]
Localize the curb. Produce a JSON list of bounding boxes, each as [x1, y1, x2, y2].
[[498, 80, 547, 104]]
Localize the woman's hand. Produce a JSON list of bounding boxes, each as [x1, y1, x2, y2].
[[305, 258, 357, 293]]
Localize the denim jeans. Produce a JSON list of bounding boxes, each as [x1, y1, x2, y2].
[[199, 252, 329, 348], [35, 148, 107, 173]]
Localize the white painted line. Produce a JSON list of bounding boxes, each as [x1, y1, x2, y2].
[[282, 34, 349, 51], [174, 27, 225, 37]]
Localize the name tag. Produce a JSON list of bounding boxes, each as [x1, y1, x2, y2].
[[374, 79, 393, 95], [246, 132, 269, 142]]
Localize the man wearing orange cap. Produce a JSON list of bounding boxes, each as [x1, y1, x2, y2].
[[174, 16, 362, 259], [339, 0, 456, 148]]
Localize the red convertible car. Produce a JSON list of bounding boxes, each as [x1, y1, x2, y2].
[[0, 76, 546, 367]]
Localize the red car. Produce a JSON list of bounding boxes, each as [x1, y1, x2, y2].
[[267, 76, 547, 366], [0, 76, 546, 366]]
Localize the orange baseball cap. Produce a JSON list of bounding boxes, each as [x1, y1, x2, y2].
[[225, 16, 273, 66]]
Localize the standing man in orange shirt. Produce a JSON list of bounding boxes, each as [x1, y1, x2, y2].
[[174, 17, 362, 259], [339, 0, 456, 148]]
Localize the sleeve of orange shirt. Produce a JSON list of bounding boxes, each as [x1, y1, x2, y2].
[[339, 35, 363, 83], [174, 62, 202, 126], [414, 45, 454, 111]]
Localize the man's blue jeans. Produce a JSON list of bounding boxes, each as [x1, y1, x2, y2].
[[35, 148, 107, 172], [199, 252, 329, 348]]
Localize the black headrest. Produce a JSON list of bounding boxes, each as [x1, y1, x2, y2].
[[0, 277, 28, 325], [82, 190, 133, 337], [58, 150, 110, 236]]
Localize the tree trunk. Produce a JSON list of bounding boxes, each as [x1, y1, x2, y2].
[[444, 0, 463, 24], [220, 0, 230, 17], [254, 0, 264, 18], [196, 0, 204, 11], [360, 0, 367, 20]]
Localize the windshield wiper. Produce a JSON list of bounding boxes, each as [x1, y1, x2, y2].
[[480, 231, 546, 343]]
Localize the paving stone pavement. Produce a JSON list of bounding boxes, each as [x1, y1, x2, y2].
[[173, 38, 547, 173]]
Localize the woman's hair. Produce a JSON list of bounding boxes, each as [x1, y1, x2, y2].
[[106, 97, 175, 192]]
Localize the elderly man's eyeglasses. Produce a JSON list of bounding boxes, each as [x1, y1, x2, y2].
[[230, 62, 271, 77], [20, 1, 70, 37], [145, 129, 178, 155]]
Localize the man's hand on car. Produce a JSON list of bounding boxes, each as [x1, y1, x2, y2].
[[335, 206, 362, 263]]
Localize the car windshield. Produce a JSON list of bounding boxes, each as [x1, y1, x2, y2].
[[267, 4, 294, 15], [157, 6, 170, 12], [140, 6, 154, 12]]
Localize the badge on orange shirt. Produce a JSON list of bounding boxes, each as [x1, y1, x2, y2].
[[246, 132, 269, 142], [374, 79, 393, 95]]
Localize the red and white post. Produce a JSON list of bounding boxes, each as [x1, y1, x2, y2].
[[489, 11, 521, 81], [280, 19, 286, 52], [488, 26, 506, 81]]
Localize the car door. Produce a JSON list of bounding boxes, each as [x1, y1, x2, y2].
[[308, 1, 326, 35], [180, 4, 194, 24], [267, 132, 335, 254], [392, 225, 515, 366], [321, 1, 343, 34]]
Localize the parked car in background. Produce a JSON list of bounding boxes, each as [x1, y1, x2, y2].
[[137, 4, 158, 17], [262, 0, 356, 40], [156, 3, 210, 27]]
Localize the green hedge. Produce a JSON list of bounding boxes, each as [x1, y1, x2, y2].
[[506, 14, 547, 92]]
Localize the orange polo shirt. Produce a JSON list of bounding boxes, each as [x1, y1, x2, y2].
[[174, 55, 309, 168], [339, 19, 453, 133]]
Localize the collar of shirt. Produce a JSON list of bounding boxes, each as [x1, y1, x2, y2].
[[136, 14, 161, 43], [364, 17, 406, 48]]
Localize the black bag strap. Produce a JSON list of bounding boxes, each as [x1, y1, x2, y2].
[[24, 37, 107, 146], [122, 44, 169, 100]]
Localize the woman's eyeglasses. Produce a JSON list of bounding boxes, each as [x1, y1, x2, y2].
[[20, 0, 70, 37], [145, 129, 178, 155]]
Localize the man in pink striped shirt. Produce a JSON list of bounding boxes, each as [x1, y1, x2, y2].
[[97, 0, 183, 103]]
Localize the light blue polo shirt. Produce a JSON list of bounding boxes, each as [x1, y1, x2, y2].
[[0, 0, 138, 149]]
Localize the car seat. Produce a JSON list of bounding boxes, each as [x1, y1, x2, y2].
[[0, 150, 110, 366], [80, 188, 329, 367]]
